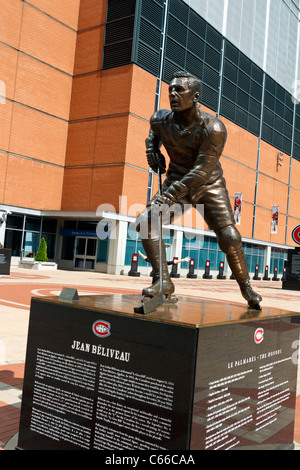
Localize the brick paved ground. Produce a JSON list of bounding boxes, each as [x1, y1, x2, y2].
[[0, 364, 24, 450]]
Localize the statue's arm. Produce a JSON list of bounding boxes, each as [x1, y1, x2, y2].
[[145, 113, 166, 174]]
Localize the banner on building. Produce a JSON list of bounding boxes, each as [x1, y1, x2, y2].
[[271, 205, 279, 234], [234, 192, 242, 225]]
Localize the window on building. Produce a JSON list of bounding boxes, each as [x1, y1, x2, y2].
[[97, 239, 110, 263], [77, 221, 98, 232], [181, 234, 225, 271], [102, 0, 137, 70], [4, 229, 23, 257], [242, 242, 265, 275], [25, 216, 41, 233], [294, 108, 300, 162], [61, 238, 75, 261], [125, 226, 173, 266], [60, 220, 76, 260], [23, 231, 40, 258], [96, 221, 111, 263], [270, 247, 287, 275], [41, 219, 57, 260], [262, 75, 294, 155], [6, 213, 24, 230], [4, 213, 57, 259], [5, 213, 24, 256], [221, 41, 263, 137]]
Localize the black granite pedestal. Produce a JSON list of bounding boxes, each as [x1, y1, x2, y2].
[[17, 294, 300, 450], [283, 248, 300, 291]]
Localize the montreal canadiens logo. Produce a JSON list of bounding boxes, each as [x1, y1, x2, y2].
[[254, 328, 264, 344], [92, 320, 111, 338], [292, 225, 300, 245]]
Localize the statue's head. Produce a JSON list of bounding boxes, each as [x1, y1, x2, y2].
[[169, 71, 202, 113]]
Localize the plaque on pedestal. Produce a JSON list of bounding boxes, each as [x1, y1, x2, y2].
[[17, 294, 300, 451], [283, 248, 300, 291]]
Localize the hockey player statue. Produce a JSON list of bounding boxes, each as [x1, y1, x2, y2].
[[135, 71, 262, 314]]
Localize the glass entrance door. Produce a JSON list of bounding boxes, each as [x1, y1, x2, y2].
[[74, 237, 98, 270]]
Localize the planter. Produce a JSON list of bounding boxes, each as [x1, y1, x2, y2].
[[19, 260, 57, 270]]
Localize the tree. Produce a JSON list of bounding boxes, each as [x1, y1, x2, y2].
[[35, 237, 48, 262]]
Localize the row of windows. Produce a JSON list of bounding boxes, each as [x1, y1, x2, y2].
[[262, 75, 295, 155], [4, 214, 57, 258], [4, 213, 288, 275], [103, 0, 300, 161], [125, 229, 287, 275], [295, 108, 300, 161], [102, 0, 137, 69], [4, 217, 111, 263]]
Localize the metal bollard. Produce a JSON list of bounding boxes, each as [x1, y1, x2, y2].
[[281, 267, 287, 282], [217, 261, 226, 279], [203, 260, 212, 279], [187, 259, 197, 279], [170, 258, 180, 278], [128, 253, 140, 277], [272, 266, 280, 281], [263, 265, 270, 281], [253, 264, 261, 280]]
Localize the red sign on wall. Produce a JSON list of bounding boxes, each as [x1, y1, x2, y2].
[[292, 225, 300, 245]]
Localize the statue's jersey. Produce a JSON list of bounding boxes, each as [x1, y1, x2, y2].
[[150, 109, 227, 187]]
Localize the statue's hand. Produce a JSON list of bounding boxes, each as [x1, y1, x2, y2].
[[156, 181, 189, 207], [146, 150, 166, 174], [155, 193, 174, 207]]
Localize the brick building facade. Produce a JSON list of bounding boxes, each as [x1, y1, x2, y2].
[[1, 0, 299, 278]]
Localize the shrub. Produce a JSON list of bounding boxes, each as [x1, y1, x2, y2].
[[35, 237, 48, 262]]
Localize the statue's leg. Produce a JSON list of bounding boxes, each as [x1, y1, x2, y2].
[[140, 238, 174, 298], [136, 203, 174, 298], [194, 177, 262, 310], [216, 224, 262, 310]]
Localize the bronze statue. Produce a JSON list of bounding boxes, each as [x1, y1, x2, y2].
[[136, 71, 262, 311]]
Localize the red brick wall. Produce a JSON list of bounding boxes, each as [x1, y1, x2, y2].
[[0, 0, 80, 210], [62, 0, 158, 212]]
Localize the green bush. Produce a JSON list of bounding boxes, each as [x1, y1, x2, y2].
[[35, 237, 48, 262]]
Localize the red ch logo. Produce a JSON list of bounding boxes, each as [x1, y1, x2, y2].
[[292, 225, 300, 245], [254, 328, 264, 344], [92, 320, 111, 338]]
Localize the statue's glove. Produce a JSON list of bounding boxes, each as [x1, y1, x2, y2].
[[156, 181, 189, 207], [146, 149, 166, 174], [146, 136, 166, 174]]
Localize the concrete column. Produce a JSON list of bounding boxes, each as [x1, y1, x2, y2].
[[264, 245, 271, 271], [171, 230, 183, 261], [0, 211, 9, 246], [0, 219, 6, 246], [107, 219, 128, 275]]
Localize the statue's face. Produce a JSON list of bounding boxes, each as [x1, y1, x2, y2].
[[169, 77, 197, 113]]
